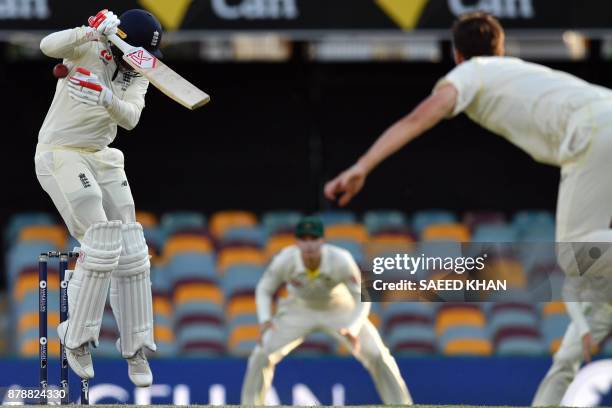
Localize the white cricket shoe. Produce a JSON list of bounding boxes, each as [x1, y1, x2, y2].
[[65, 344, 95, 379], [58, 322, 94, 379], [126, 349, 153, 387]]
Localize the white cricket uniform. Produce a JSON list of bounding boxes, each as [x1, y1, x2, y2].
[[36, 27, 156, 364], [435, 56, 612, 406], [241, 244, 412, 405], [35, 26, 149, 240]]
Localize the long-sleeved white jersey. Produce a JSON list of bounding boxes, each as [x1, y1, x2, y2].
[[256, 243, 371, 336], [435, 56, 612, 166], [38, 26, 149, 150]]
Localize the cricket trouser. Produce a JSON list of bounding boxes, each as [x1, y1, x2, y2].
[[532, 102, 612, 406], [241, 298, 412, 405], [34, 143, 136, 241], [532, 302, 612, 406], [35, 144, 155, 355]]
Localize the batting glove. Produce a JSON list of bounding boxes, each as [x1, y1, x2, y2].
[[88, 9, 120, 37], [67, 67, 113, 107]]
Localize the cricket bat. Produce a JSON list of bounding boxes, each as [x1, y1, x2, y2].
[[108, 33, 210, 110]]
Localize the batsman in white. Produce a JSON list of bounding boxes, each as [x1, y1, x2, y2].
[[35, 8, 164, 386], [241, 216, 412, 405], [324, 12, 612, 407]]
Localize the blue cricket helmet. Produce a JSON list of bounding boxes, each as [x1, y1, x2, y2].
[[117, 9, 163, 58]]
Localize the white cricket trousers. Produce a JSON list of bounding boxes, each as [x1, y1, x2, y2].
[[34, 144, 136, 241], [241, 298, 412, 405], [533, 102, 612, 406]]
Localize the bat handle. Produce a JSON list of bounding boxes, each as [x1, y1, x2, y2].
[[107, 33, 132, 54]]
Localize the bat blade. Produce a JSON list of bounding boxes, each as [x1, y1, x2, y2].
[[122, 47, 210, 110]]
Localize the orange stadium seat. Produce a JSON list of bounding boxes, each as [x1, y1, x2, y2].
[[481, 259, 527, 289], [136, 211, 158, 228], [422, 223, 471, 242], [18, 311, 59, 334], [14, 271, 59, 302], [325, 224, 369, 243], [174, 283, 224, 306], [543, 301, 566, 317], [436, 307, 486, 336], [163, 235, 214, 261], [218, 247, 266, 272], [154, 325, 175, 343], [226, 296, 258, 320], [18, 225, 67, 249], [443, 338, 493, 355], [209, 211, 258, 238], [153, 297, 173, 319], [228, 324, 260, 350], [266, 233, 295, 258], [21, 338, 60, 357]]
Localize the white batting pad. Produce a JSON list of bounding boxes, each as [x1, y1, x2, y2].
[[60, 221, 122, 349], [110, 222, 157, 357]]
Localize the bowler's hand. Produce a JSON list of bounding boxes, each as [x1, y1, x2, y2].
[[324, 163, 367, 207], [339, 328, 360, 355]]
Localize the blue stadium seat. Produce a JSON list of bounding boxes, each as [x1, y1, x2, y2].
[[160, 211, 206, 238], [412, 210, 456, 235], [363, 210, 408, 234], [222, 226, 268, 248], [261, 211, 302, 234], [316, 210, 356, 226], [5, 212, 56, 245]]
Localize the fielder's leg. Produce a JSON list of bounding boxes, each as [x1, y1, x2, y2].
[[110, 222, 156, 387], [57, 221, 123, 378], [532, 303, 612, 406], [353, 320, 413, 405], [241, 302, 312, 405]]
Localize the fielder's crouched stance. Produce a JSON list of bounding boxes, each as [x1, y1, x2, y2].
[[241, 217, 412, 405], [34, 8, 162, 386]]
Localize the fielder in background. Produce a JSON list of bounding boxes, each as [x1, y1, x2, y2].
[[324, 12, 612, 406], [241, 216, 412, 405], [35, 8, 162, 386]]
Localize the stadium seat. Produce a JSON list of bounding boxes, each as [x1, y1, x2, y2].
[[136, 210, 158, 229], [540, 302, 570, 354], [472, 224, 518, 242], [422, 223, 470, 242], [5, 212, 56, 245], [489, 303, 544, 355], [412, 210, 456, 235], [160, 211, 206, 237], [221, 226, 267, 248], [325, 223, 368, 243], [18, 225, 67, 249], [222, 265, 264, 297], [512, 210, 555, 238], [316, 210, 356, 226], [326, 239, 365, 266], [217, 247, 266, 272], [436, 304, 487, 336], [383, 303, 436, 354], [462, 211, 506, 232], [296, 331, 335, 356], [363, 210, 408, 234], [209, 211, 258, 239], [261, 211, 302, 234], [163, 235, 214, 261], [266, 233, 296, 258]]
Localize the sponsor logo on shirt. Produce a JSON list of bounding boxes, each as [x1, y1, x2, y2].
[[100, 49, 113, 65], [78, 173, 91, 188]]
